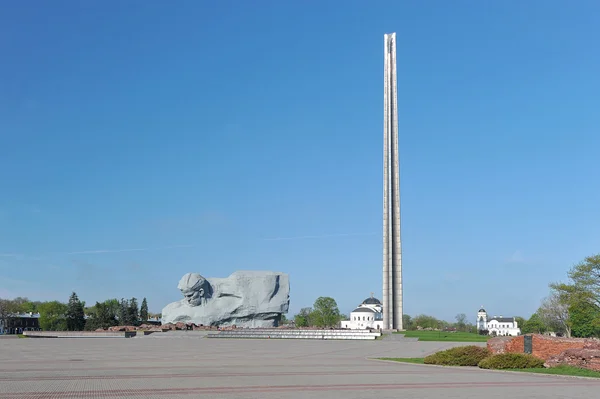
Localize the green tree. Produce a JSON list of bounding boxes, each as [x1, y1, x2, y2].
[[11, 297, 30, 310], [294, 307, 313, 327], [0, 298, 18, 329], [85, 300, 119, 330], [515, 316, 526, 329], [118, 299, 130, 325], [128, 298, 139, 326], [551, 254, 600, 308], [104, 299, 120, 317], [455, 313, 468, 332], [311, 297, 341, 328], [550, 254, 600, 336], [569, 299, 600, 338], [538, 291, 572, 337], [140, 298, 149, 321], [402, 314, 414, 330], [413, 314, 442, 329], [521, 312, 547, 334], [466, 323, 477, 334], [38, 301, 68, 331], [66, 292, 86, 331], [12, 298, 44, 314]]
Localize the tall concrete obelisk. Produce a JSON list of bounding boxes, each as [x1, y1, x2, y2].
[[382, 32, 403, 331]]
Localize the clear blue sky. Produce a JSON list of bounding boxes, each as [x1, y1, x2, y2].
[[1, 1, 598, 322]]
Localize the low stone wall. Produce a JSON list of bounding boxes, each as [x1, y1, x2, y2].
[[545, 349, 600, 371], [488, 334, 600, 360], [487, 336, 515, 354], [95, 323, 222, 332], [23, 331, 135, 338]]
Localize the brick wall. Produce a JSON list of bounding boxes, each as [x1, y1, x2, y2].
[[488, 334, 600, 360], [505, 335, 525, 353], [487, 336, 513, 354]]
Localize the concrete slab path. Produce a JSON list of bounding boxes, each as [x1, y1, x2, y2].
[[1, 334, 598, 398]]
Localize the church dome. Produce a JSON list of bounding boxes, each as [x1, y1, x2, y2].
[[362, 297, 382, 305], [478, 308, 486, 313], [352, 307, 376, 313]]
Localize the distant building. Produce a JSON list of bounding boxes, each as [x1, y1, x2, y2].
[[476, 307, 521, 336], [0, 312, 41, 335], [145, 316, 162, 325], [340, 294, 383, 330]]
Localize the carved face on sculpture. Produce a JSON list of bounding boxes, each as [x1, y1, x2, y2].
[[177, 273, 211, 306]]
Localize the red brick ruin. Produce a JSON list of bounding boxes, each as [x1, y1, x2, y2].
[[488, 334, 600, 371]]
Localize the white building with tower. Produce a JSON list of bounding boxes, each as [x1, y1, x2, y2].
[[340, 294, 384, 330], [477, 307, 521, 336]]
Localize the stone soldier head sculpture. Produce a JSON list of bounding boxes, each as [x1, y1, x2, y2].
[[177, 273, 213, 306], [162, 270, 290, 327]]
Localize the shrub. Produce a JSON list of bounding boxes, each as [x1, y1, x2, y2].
[[478, 353, 545, 369], [424, 345, 491, 366]]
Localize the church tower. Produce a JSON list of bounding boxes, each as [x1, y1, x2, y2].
[[477, 307, 487, 331]]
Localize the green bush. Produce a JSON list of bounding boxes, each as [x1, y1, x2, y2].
[[424, 345, 491, 366], [478, 353, 545, 369]]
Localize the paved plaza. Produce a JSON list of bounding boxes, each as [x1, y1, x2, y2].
[[1, 333, 599, 398]]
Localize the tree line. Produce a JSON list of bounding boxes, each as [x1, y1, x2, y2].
[[519, 253, 600, 338], [293, 297, 347, 328], [292, 297, 479, 332], [0, 292, 157, 332], [398, 253, 600, 337]]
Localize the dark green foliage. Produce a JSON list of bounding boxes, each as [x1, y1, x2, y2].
[[570, 300, 600, 338], [12, 298, 43, 314], [294, 298, 343, 328], [118, 299, 129, 325], [522, 313, 547, 334], [552, 254, 600, 309], [455, 313, 467, 332], [292, 298, 342, 328], [140, 298, 149, 321], [117, 298, 140, 326], [402, 314, 414, 330], [294, 307, 313, 327], [478, 353, 545, 369], [128, 298, 139, 325], [0, 298, 18, 327], [514, 317, 526, 329], [84, 300, 119, 330], [66, 292, 86, 331], [311, 297, 341, 327], [424, 346, 491, 366], [412, 314, 443, 330], [38, 301, 68, 331]]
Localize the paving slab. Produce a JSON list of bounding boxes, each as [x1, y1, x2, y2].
[[0, 335, 598, 398]]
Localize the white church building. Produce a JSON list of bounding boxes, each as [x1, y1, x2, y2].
[[477, 307, 521, 336], [340, 294, 384, 330]]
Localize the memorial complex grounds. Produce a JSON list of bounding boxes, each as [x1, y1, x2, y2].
[[1, 333, 599, 398]]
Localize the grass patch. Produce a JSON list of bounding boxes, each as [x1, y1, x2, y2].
[[378, 357, 425, 364], [508, 365, 600, 378], [378, 359, 600, 378], [397, 330, 489, 342], [379, 353, 600, 379]]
